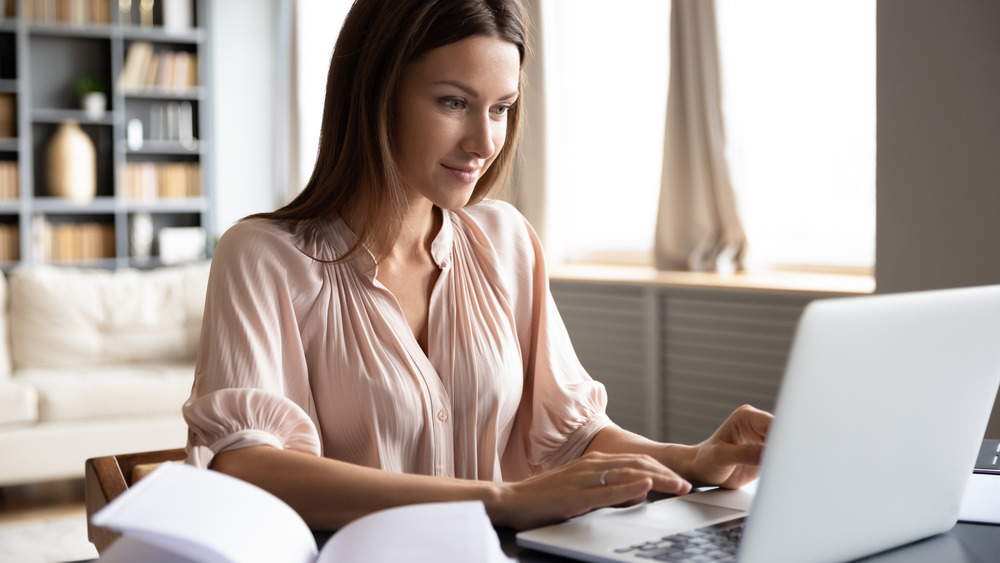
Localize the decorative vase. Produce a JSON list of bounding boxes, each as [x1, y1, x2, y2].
[[81, 92, 106, 120], [162, 0, 193, 34], [46, 120, 96, 203], [130, 211, 154, 263]]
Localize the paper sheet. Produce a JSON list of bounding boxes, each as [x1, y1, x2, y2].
[[959, 473, 1000, 524]]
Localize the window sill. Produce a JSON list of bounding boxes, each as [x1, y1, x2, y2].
[[548, 263, 875, 296]]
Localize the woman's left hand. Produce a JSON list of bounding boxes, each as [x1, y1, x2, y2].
[[687, 404, 772, 489]]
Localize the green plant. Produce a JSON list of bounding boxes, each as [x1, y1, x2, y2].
[[73, 75, 106, 97]]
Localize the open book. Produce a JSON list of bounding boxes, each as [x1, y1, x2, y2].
[[93, 462, 514, 563]]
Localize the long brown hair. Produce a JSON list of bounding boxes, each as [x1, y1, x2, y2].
[[253, 0, 528, 260]]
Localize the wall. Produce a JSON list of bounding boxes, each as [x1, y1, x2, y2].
[[876, 0, 1000, 293], [208, 0, 282, 237], [876, 0, 1000, 437]]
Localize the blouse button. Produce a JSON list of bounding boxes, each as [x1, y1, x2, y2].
[[437, 409, 449, 422]]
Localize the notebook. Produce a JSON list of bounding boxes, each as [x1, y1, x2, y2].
[[517, 284, 1000, 563]]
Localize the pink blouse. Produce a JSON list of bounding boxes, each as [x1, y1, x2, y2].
[[183, 200, 611, 482]]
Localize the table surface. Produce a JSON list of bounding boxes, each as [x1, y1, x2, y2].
[[497, 522, 1000, 562], [72, 521, 999, 563]]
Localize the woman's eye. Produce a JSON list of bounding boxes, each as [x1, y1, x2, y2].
[[443, 99, 465, 111], [492, 105, 510, 117]]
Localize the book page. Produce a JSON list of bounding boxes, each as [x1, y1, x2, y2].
[[317, 500, 514, 563], [93, 463, 318, 563]]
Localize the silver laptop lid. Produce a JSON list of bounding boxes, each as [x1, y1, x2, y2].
[[740, 284, 1000, 563]]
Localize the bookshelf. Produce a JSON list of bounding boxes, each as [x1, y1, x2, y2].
[[0, 0, 212, 270]]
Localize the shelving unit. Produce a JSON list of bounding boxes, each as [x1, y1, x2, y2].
[[0, 0, 212, 270]]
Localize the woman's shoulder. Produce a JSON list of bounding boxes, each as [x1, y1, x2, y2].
[[456, 199, 542, 269], [213, 218, 307, 271], [459, 199, 536, 248], [461, 198, 526, 227], [217, 217, 294, 248]]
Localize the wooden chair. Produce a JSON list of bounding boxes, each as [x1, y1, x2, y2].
[[84, 448, 187, 554]]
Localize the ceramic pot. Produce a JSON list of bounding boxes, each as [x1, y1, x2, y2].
[[81, 92, 106, 120], [46, 120, 96, 203]]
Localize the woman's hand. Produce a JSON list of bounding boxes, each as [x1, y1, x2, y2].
[[687, 404, 772, 489], [489, 451, 692, 530]]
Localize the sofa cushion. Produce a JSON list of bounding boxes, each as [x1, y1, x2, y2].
[[15, 363, 195, 422], [8, 262, 210, 370], [0, 380, 37, 425]]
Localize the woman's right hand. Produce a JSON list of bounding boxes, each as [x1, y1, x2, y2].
[[489, 451, 692, 530]]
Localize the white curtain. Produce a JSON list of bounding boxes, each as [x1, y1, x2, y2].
[[274, 0, 299, 205], [507, 0, 549, 245], [279, 1, 354, 204], [653, 0, 746, 272]]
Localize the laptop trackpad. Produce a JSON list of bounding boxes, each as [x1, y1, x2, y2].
[[517, 496, 747, 558]]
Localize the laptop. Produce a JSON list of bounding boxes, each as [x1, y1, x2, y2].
[[517, 284, 1000, 562]]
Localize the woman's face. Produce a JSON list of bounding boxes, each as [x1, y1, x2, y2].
[[393, 35, 520, 211]]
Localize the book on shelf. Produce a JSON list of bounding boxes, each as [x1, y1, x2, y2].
[[40, 219, 114, 262], [93, 462, 514, 563], [121, 43, 199, 93], [23, 0, 111, 24], [123, 161, 200, 200], [0, 93, 15, 138], [0, 161, 18, 200], [0, 223, 19, 263]]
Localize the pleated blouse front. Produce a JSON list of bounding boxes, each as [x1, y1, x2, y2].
[[182, 200, 611, 482]]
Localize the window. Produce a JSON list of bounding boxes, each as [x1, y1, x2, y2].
[[716, 0, 876, 272], [538, 0, 670, 265], [540, 0, 875, 273]]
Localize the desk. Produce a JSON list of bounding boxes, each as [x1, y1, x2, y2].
[[72, 521, 999, 563], [495, 522, 1000, 562]]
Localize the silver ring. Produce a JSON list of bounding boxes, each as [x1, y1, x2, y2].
[[599, 470, 610, 487]]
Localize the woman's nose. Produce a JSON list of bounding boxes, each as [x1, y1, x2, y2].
[[461, 112, 498, 158]]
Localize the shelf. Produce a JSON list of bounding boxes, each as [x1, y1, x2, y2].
[[28, 22, 116, 39], [6, 0, 211, 269], [122, 26, 205, 44], [33, 108, 115, 126], [31, 197, 117, 213], [124, 88, 203, 101], [127, 141, 201, 155], [123, 197, 208, 212], [46, 257, 119, 268]]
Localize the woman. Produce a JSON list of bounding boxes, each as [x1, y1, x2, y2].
[[183, 0, 771, 531]]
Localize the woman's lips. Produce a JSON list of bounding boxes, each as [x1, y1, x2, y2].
[[443, 164, 480, 184]]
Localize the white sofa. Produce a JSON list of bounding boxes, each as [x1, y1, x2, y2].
[[0, 262, 210, 486]]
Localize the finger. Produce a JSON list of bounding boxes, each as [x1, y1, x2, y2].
[[599, 466, 691, 495], [593, 477, 655, 506], [719, 466, 761, 489], [736, 405, 773, 441], [713, 442, 765, 468]]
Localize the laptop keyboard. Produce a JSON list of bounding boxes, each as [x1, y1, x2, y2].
[[612, 517, 746, 561]]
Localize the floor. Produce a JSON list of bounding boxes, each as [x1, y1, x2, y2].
[[0, 479, 97, 563], [0, 479, 86, 524]]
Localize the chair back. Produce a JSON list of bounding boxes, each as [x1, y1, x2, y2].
[[85, 448, 186, 554]]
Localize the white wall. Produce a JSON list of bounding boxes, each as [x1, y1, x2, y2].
[[208, 0, 281, 236]]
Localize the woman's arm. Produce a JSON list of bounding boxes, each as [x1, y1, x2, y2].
[[211, 444, 693, 531], [584, 404, 772, 489]]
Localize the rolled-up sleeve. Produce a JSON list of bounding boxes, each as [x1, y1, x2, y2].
[[183, 221, 322, 468]]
